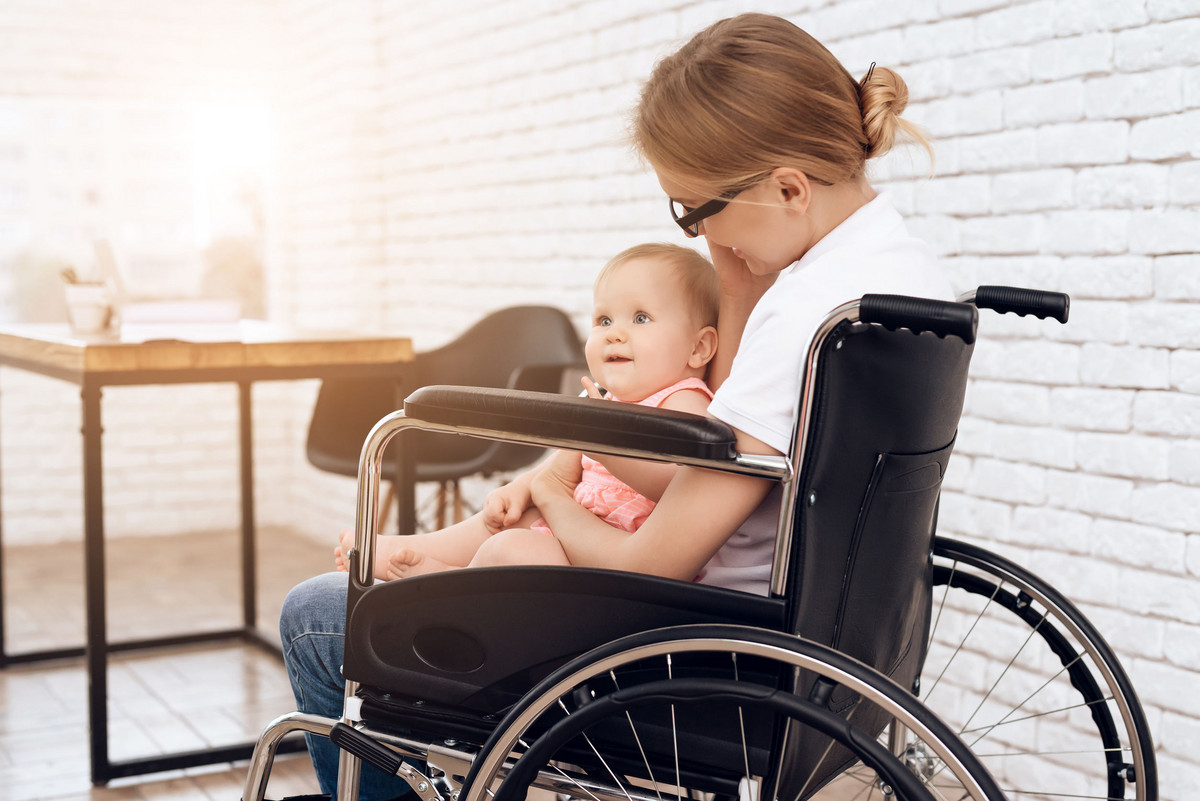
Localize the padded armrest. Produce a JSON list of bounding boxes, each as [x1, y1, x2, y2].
[[404, 385, 738, 462]]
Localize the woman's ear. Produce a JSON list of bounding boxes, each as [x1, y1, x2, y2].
[[689, 325, 719, 369], [770, 167, 812, 216]]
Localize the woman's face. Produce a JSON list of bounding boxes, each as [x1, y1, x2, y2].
[[658, 172, 811, 275]]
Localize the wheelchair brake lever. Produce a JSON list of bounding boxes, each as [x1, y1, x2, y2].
[[331, 722, 446, 801]]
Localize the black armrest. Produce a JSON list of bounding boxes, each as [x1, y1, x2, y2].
[[404, 385, 738, 462]]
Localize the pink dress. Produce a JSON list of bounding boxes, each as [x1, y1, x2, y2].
[[531, 377, 713, 535]]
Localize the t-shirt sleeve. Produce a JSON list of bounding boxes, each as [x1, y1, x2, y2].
[[708, 286, 832, 454]]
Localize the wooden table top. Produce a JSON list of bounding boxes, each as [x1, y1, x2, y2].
[[0, 321, 414, 382]]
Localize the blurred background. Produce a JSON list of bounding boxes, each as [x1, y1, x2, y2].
[[0, 0, 1197, 796]]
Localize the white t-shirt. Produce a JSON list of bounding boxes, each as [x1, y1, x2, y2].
[[698, 192, 954, 596]]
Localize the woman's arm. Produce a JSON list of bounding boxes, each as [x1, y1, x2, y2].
[[533, 427, 778, 581], [584, 386, 712, 501]]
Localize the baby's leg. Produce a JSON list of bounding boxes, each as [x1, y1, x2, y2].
[[469, 528, 571, 568], [385, 547, 459, 580], [383, 508, 549, 580], [348, 512, 498, 580]]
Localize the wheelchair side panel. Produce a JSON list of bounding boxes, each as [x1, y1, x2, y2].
[[343, 566, 785, 714]]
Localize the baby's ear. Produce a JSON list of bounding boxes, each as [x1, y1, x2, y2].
[[688, 325, 718, 369]]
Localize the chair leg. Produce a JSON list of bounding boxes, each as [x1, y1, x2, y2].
[[379, 481, 395, 531], [452, 479, 464, 523], [435, 482, 448, 530]]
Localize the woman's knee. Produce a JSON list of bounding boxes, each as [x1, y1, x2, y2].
[[279, 571, 350, 643]]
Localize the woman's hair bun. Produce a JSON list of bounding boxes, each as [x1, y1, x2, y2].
[[859, 66, 912, 159]]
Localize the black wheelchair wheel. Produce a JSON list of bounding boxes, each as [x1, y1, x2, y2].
[[462, 625, 1005, 801], [922, 537, 1157, 801]]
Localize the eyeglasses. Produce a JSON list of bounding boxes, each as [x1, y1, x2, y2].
[[669, 173, 834, 237], [668, 189, 740, 238]]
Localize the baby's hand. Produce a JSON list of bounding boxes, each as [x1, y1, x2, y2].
[[482, 483, 530, 533], [333, 528, 354, 571], [581, 376, 605, 399]]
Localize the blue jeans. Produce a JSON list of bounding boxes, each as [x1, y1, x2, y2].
[[280, 571, 413, 799]]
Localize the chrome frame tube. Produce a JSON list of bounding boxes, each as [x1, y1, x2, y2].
[[242, 712, 337, 801], [770, 301, 863, 597]]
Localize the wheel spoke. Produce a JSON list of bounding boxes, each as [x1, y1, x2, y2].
[[962, 694, 1115, 738], [732, 653, 752, 789], [927, 560, 958, 654], [923, 581, 1003, 703], [960, 653, 1085, 748], [959, 608, 1047, 734], [971, 745, 1130, 759], [609, 670, 666, 801], [667, 655, 681, 801]]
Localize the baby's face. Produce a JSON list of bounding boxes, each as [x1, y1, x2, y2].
[[584, 257, 705, 402]]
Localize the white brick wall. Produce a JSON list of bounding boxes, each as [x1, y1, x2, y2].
[[3, 1, 1198, 795], [0, 0, 286, 545]]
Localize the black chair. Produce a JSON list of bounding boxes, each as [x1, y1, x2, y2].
[[305, 305, 585, 532], [246, 289, 1156, 801]]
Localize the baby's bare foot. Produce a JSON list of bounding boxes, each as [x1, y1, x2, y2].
[[386, 547, 457, 580]]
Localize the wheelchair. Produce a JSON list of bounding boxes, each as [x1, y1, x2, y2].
[[244, 287, 1157, 801]]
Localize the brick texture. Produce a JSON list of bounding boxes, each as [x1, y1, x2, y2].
[[1, 1, 1197, 794]]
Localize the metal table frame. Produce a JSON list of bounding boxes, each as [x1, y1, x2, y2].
[[0, 323, 413, 784]]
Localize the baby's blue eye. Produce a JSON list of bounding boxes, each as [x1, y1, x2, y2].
[[634, 313, 651, 324], [598, 316, 612, 326]]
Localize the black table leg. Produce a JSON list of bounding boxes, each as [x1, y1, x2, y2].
[[82, 381, 110, 785], [393, 380, 414, 536], [0, 374, 6, 661], [239, 380, 256, 630]]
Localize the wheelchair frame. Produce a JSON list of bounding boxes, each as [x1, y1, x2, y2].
[[244, 287, 1156, 801]]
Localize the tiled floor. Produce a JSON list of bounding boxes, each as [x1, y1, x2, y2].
[[0, 526, 334, 801]]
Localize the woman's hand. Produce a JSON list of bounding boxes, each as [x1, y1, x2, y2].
[[707, 243, 776, 301], [706, 243, 775, 392], [531, 449, 584, 509]]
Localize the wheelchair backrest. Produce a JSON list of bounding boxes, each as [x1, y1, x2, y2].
[[773, 311, 974, 795]]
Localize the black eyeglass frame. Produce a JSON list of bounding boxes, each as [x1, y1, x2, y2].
[[668, 171, 835, 237], [669, 190, 739, 238]]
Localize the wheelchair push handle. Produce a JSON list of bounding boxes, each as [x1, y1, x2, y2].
[[859, 294, 978, 344], [973, 285, 1070, 323]]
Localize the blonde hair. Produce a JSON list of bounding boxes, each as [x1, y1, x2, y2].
[[597, 243, 719, 328], [633, 13, 931, 193]]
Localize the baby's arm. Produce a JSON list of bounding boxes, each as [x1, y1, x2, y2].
[[583, 379, 712, 501]]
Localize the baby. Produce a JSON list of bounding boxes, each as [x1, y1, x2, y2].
[[335, 242, 718, 578]]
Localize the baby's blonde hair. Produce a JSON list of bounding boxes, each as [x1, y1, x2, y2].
[[597, 243, 719, 328], [633, 13, 931, 194]]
